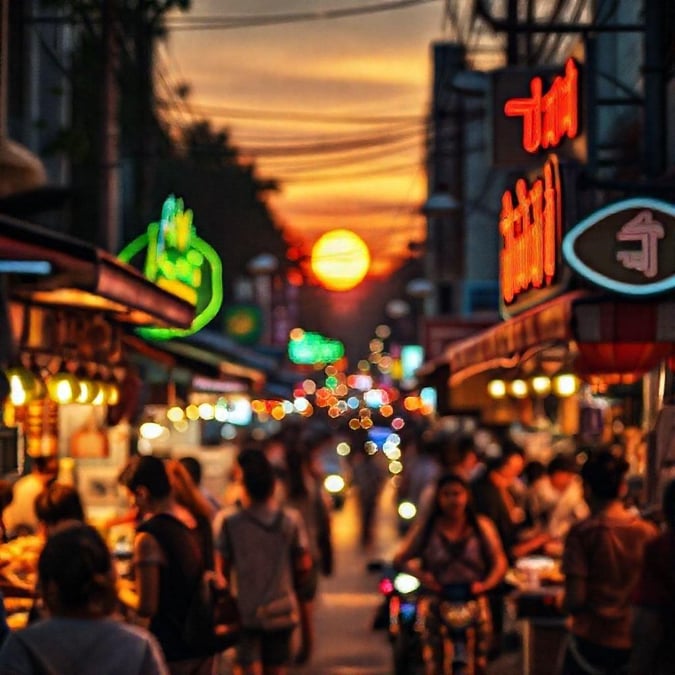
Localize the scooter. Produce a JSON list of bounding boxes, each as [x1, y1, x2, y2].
[[368, 561, 423, 675], [429, 582, 482, 675], [369, 562, 482, 675]]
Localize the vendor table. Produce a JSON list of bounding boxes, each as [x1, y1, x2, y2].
[[513, 586, 568, 675]]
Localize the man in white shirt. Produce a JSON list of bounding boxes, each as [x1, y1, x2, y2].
[[4, 455, 59, 537]]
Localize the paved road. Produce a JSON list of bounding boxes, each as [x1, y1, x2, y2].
[[220, 481, 523, 674]]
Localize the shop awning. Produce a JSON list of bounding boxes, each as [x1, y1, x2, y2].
[[420, 290, 675, 387], [133, 330, 299, 399], [0, 213, 194, 329], [419, 291, 589, 386], [0, 137, 47, 198]]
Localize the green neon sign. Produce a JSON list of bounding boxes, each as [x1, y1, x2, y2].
[[288, 332, 344, 365], [118, 194, 223, 339]]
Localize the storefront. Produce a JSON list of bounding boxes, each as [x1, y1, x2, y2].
[[0, 213, 195, 515], [421, 190, 675, 497]]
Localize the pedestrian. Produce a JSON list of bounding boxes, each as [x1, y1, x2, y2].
[[34, 482, 85, 536], [119, 455, 216, 675], [542, 453, 589, 550], [178, 455, 222, 518], [4, 455, 59, 538], [393, 473, 508, 674], [471, 443, 550, 656], [351, 438, 384, 550], [165, 458, 215, 569], [561, 449, 658, 674], [216, 448, 313, 675], [283, 427, 334, 664], [0, 524, 169, 674], [0, 480, 14, 544], [628, 477, 675, 675]]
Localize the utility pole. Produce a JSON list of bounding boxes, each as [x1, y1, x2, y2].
[[100, 0, 120, 253], [0, 0, 7, 137]]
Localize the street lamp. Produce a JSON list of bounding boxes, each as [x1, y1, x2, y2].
[[421, 192, 461, 216], [247, 253, 279, 345]]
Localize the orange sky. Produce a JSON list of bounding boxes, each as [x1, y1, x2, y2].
[[164, 0, 447, 278]]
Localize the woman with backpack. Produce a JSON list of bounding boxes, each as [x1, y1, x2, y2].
[[393, 473, 508, 674]]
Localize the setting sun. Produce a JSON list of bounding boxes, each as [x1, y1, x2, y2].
[[310, 229, 371, 291]]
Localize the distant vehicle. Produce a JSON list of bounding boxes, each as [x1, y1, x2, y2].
[[317, 440, 351, 510]]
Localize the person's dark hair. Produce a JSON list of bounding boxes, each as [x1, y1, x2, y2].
[[547, 453, 578, 476], [178, 456, 202, 486], [286, 447, 309, 500], [119, 455, 171, 499], [32, 455, 59, 477], [35, 483, 85, 526], [523, 460, 546, 485], [581, 449, 629, 500], [457, 434, 477, 461], [663, 478, 675, 529], [487, 440, 524, 473], [0, 480, 13, 511], [38, 524, 117, 615], [238, 448, 275, 502]]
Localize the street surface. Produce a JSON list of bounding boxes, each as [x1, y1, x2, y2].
[[220, 480, 522, 674]]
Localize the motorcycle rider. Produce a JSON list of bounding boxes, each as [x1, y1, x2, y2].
[[393, 473, 508, 674]]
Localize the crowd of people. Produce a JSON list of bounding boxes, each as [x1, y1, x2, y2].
[[0, 419, 671, 674], [393, 426, 674, 674], [0, 421, 339, 675]]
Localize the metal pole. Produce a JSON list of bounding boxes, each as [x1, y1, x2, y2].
[[100, 0, 120, 253], [0, 0, 8, 136], [644, 0, 667, 178]]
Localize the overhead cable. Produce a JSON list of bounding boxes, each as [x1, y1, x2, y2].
[[166, 0, 441, 31]]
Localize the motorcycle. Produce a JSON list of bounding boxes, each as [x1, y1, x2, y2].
[[369, 561, 483, 675]]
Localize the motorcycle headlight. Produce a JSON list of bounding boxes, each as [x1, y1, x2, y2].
[[397, 501, 417, 520], [393, 573, 421, 595], [324, 474, 345, 493]]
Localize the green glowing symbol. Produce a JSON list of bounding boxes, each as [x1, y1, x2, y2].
[[288, 331, 344, 365], [118, 194, 223, 339]]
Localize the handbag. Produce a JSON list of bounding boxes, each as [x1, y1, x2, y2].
[[183, 571, 241, 654], [255, 592, 299, 632], [241, 510, 300, 632]]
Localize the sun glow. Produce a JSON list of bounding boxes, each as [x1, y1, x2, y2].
[[311, 229, 371, 291]]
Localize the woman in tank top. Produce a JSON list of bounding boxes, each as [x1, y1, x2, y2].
[[394, 473, 508, 673]]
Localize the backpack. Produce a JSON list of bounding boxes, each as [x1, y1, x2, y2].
[[182, 570, 241, 655]]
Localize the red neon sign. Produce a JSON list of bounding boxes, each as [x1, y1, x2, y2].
[[504, 58, 579, 154], [500, 155, 562, 304]]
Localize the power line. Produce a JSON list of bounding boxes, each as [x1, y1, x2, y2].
[[253, 136, 424, 172], [230, 127, 424, 157], [185, 102, 424, 125], [165, 0, 441, 31], [276, 160, 422, 184]]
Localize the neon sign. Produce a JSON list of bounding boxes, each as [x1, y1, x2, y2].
[[118, 194, 223, 339], [563, 198, 675, 296], [288, 331, 345, 365], [500, 155, 562, 305], [504, 58, 579, 154]]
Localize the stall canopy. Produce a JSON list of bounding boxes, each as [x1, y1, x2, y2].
[[420, 290, 674, 387], [134, 329, 298, 399], [0, 213, 194, 329]]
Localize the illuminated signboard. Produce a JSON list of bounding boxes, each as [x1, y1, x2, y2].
[[288, 331, 344, 365], [118, 195, 223, 339], [491, 58, 584, 168], [224, 304, 262, 345], [504, 58, 579, 154], [500, 155, 563, 314], [563, 198, 675, 296]]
